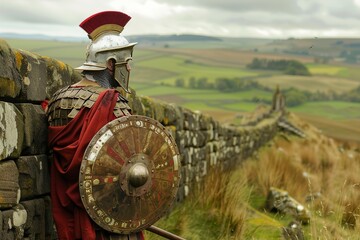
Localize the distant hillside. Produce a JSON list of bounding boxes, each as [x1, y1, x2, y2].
[[127, 34, 222, 43], [0, 32, 222, 43], [0, 32, 86, 42], [259, 38, 360, 63]]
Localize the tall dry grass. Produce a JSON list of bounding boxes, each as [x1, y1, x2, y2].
[[243, 145, 318, 201], [146, 113, 360, 239], [196, 168, 250, 239], [240, 111, 360, 239]]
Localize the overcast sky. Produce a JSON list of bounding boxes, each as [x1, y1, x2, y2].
[[1, 0, 360, 39]]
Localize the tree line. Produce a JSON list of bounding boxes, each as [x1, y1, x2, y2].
[[175, 77, 272, 92], [174, 76, 360, 107], [282, 86, 360, 107], [247, 58, 311, 76]]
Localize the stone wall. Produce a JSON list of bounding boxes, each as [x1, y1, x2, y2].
[[0, 39, 281, 239]]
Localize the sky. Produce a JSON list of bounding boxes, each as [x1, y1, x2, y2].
[[1, 0, 360, 39]]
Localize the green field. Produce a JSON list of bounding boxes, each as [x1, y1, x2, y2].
[[290, 101, 360, 119], [255, 74, 360, 93], [4, 37, 360, 141]]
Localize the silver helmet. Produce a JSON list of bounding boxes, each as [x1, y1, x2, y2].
[[75, 11, 137, 91]]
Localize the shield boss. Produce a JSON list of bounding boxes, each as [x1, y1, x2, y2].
[[79, 115, 181, 234]]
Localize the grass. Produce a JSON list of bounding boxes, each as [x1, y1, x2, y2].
[[306, 63, 346, 76], [295, 113, 360, 143], [5, 38, 360, 142], [144, 168, 250, 240], [255, 74, 360, 93], [290, 101, 360, 119], [145, 112, 360, 239], [4, 37, 360, 239], [335, 66, 360, 81], [136, 54, 259, 84]]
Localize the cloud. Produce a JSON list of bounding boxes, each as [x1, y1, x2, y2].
[[154, 0, 300, 13], [1, 0, 360, 38]]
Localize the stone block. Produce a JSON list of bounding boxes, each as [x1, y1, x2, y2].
[[0, 160, 20, 209], [42, 56, 81, 99], [139, 96, 155, 119], [266, 187, 310, 224], [192, 130, 206, 147], [176, 185, 185, 203], [175, 131, 185, 152], [0, 211, 2, 238], [183, 109, 199, 130], [15, 103, 48, 155], [16, 155, 50, 200], [13, 49, 47, 101], [153, 101, 166, 124], [0, 102, 24, 160], [0, 39, 22, 98], [172, 104, 184, 131], [21, 199, 45, 240], [44, 196, 57, 239], [129, 95, 145, 116], [1, 204, 27, 240], [199, 113, 213, 130], [199, 160, 207, 177], [163, 103, 177, 126]]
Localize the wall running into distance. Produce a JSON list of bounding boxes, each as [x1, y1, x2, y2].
[[0, 39, 281, 239]]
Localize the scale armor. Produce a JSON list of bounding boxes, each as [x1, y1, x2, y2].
[[47, 86, 131, 127]]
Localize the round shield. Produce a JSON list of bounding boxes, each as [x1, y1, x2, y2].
[[79, 115, 181, 234]]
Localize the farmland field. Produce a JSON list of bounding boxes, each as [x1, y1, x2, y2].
[[255, 74, 360, 93], [4, 37, 360, 142]]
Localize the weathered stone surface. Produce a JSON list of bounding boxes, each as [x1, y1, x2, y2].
[[139, 96, 156, 119], [1, 204, 27, 240], [44, 196, 57, 239], [192, 130, 206, 147], [0, 102, 24, 161], [198, 113, 212, 130], [153, 101, 166, 124], [129, 95, 145, 116], [42, 56, 81, 99], [0, 160, 20, 209], [172, 104, 184, 131], [0, 41, 291, 239], [15, 103, 48, 155], [199, 160, 207, 177], [183, 109, 199, 130], [0, 39, 22, 98], [266, 187, 310, 224], [0, 211, 3, 238], [176, 185, 185, 203], [163, 103, 177, 126], [16, 155, 50, 200], [13, 49, 47, 101], [21, 199, 45, 240]]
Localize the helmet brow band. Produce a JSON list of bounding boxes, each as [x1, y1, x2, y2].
[[90, 24, 124, 40]]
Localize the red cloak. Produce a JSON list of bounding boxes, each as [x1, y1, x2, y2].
[[48, 89, 143, 240]]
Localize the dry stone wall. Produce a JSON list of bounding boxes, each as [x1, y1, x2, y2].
[[0, 39, 281, 239]]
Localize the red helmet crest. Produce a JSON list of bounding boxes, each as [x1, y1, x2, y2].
[[79, 11, 131, 40]]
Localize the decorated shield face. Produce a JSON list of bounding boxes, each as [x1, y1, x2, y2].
[[79, 115, 181, 234]]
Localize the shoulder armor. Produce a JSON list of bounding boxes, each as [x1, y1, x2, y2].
[[47, 86, 131, 126]]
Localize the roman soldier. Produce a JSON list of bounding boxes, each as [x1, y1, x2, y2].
[[46, 11, 143, 240]]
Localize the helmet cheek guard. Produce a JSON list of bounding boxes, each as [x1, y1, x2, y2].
[[114, 60, 131, 93], [75, 11, 137, 91]]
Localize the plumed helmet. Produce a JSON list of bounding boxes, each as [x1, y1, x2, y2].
[[75, 11, 137, 73]]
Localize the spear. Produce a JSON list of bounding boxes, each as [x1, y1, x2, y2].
[[147, 225, 186, 240]]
